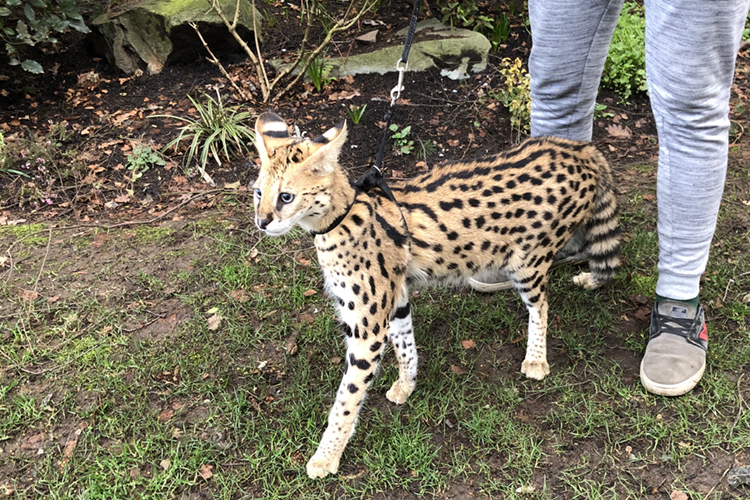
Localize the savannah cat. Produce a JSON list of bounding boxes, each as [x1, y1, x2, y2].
[[251, 111, 620, 478]]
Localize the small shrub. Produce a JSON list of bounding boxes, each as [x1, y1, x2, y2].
[[0, 0, 89, 73], [496, 57, 531, 142], [154, 91, 255, 182], [389, 124, 414, 155], [416, 137, 437, 160], [306, 54, 335, 92], [126, 144, 165, 183], [440, 0, 494, 35], [0, 123, 77, 209], [602, 2, 646, 99], [346, 103, 367, 125], [490, 13, 511, 51]]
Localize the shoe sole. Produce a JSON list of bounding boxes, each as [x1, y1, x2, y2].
[[639, 360, 705, 397]]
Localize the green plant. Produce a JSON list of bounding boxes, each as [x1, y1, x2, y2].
[[602, 2, 646, 99], [305, 53, 335, 92], [440, 0, 494, 35], [594, 103, 615, 120], [416, 137, 437, 160], [490, 13, 511, 51], [345, 103, 367, 125], [496, 57, 531, 142], [0, 132, 27, 177], [0, 0, 89, 73], [155, 91, 255, 184], [126, 144, 165, 183], [0, 123, 77, 208], [389, 124, 414, 155]]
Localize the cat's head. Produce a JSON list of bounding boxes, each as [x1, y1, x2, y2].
[[252, 111, 347, 236]]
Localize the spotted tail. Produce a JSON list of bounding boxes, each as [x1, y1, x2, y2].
[[582, 147, 621, 285]]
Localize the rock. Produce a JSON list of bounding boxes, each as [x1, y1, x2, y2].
[[91, 0, 263, 75], [728, 467, 750, 488], [273, 19, 490, 81]]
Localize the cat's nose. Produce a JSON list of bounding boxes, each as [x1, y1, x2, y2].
[[257, 216, 273, 230]]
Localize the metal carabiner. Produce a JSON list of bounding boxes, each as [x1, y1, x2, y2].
[[389, 59, 408, 106]]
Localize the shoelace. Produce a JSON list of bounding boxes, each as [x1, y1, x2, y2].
[[649, 304, 707, 349]]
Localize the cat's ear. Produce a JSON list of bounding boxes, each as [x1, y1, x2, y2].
[[305, 120, 348, 175], [255, 111, 290, 164]]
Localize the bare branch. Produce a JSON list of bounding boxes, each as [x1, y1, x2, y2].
[[190, 22, 251, 100]]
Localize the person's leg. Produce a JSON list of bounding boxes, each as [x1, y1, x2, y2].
[[641, 0, 750, 396], [528, 0, 625, 141]]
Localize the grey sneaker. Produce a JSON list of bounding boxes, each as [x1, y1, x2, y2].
[[640, 300, 708, 396]]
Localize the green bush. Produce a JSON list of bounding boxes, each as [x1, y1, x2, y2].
[[495, 57, 531, 142], [0, 0, 89, 73], [154, 91, 255, 183], [601, 2, 646, 99]]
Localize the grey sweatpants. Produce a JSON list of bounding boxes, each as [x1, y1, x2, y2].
[[528, 0, 750, 300]]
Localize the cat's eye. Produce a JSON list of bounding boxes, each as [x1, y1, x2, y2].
[[254, 188, 262, 199], [279, 192, 295, 204]]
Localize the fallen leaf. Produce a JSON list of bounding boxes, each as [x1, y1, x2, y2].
[[670, 491, 688, 500], [606, 124, 632, 139], [19, 289, 39, 301], [199, 464, 214, 480], [328, 90, 361, 101], [302, 289, 317, 296], [450, 364, 465, 375], [229, 289, 250, 302], [634, 307, 650, 321], [461, 339, 476, 349], [225, 181, 241, 190], [356, 29, 378, 43], [207, 314, 222, 330], [158, 409, 174, 421], [160, 459, 171, 470], [286, 331, 300, 356], [298, 256, 311, 266]]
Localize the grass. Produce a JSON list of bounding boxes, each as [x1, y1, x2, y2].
[[1, 176, 749, 498]]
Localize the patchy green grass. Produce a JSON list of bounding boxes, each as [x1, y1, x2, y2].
[[1, 174, 749, 499]]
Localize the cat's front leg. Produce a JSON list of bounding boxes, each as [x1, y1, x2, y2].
[[385, 288, 418, 405], [306, 328, 387, 478]]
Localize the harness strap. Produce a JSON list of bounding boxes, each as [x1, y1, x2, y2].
[[313, 1, 420, 237], [355, 166, 398, 204]]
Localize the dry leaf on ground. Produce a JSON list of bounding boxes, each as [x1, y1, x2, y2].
[[461, 339, 476, 349], [606, 123, 632, 139], [207, 314, 222, 330]]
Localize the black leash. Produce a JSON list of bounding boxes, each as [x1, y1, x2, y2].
[[354, 0, 422, 204], [314, 1, 421, 236]]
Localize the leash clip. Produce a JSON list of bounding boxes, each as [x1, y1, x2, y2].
[[390, 59, 408, 106]]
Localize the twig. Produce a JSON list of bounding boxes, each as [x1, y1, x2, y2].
[[729, 373, 745, 442], [190, 22, 250, 100], [722, 278, 735, 302], [705, 465, 732, 499], [32, 228, 52, 294]]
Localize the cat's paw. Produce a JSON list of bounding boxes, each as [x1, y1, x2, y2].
[[306, 453, 339, 479], [386, 380, 415, 405], [521, 359, 550, 380], [572, 272, 601, 290]]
